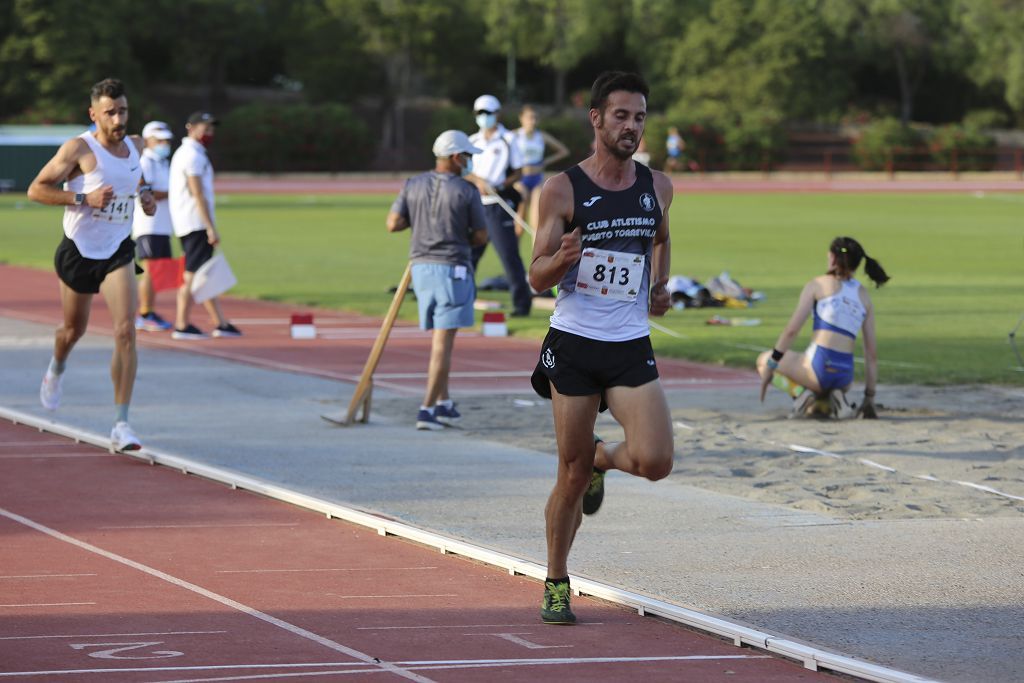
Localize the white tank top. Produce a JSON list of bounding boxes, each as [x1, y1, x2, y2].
[[63, 132, 142, 259], [814, 279, 866, 339], [515, 129, 545, 167]]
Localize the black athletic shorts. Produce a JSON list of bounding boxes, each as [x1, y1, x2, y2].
[[136, 234, 172, 260], [54, 235, 137, 294], [180, 230, 213, 273], [531, 327, 659, 412]]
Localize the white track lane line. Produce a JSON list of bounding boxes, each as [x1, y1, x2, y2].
[[0, 506, 435, 683], [153, 655, 776, 683], [217, 567, 436, 574], [0, 631, 226, 640], [98, 523, 300, 530], [0, 574, 96, 579]]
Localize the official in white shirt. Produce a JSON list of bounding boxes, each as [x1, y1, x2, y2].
[[133, 120, 175, 332], [467, 94, 531, 316], [168, 111, 240, 340]]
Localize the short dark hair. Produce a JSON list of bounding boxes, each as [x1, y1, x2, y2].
[[90, 78, 126, 103], [589, 71, 649, 112]]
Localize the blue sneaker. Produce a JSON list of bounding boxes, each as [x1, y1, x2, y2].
[[136, 311, 172, 332], [416, 408, 444, 431], [434, 402, 461, 426]]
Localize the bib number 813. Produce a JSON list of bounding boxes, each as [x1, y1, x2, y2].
[[593, 264, 629, 286]]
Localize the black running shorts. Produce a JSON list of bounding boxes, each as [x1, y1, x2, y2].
[[180, 230, 213, 273], [531, 328, 659, 411], [136, 234, 172, 260], [54, 235, 137, 294]]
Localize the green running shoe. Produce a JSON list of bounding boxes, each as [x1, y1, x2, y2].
[[541, 580, 576, 624], [582, 434, 605, 516]]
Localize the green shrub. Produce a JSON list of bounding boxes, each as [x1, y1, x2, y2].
[[217, 103, 374, 172], [962, 109, 1011, 130], [853, 117, 925, 171], [645, 112, 723, 171], [929, 124, 997, 171], [720, 115, 786, 170]]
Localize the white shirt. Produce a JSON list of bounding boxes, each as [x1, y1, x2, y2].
[[169, 137, 215, 237], [63, 132, 141, 258], [469, 124, 522, 206], [132, 148, 172, 237]]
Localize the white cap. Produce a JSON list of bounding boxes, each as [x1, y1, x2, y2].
[[142, 121, 173, 140], [473, 94, 501, 113], [432, 130, 482, 158]]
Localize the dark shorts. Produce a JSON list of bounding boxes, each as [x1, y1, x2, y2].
[[136, 234, 172, 260], [180, 230, 214, 272], [531, 328, 659, 411], [54, 235, 137, 294]]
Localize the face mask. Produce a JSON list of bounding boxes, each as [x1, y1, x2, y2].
[[153, 143, 171, 159], [199, 134, 214, 147], [460, 156, 474, 177], [476, 113, 497, 130]]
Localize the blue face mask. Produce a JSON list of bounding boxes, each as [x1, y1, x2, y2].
[[460, 155, 474, 177], [476, 112, 497, 130], [153, 143, 171, 159]]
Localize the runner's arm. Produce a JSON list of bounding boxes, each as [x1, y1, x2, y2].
[[385, 211, 409, 232], [26, 139, 112, 209], [528, 174, 578, 292], [649, 172, 674, 316], [772, 281, 816, 354]]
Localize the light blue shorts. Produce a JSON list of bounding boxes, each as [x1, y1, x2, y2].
[[807, 343, 855, 391], [411, 263, 475, 330]]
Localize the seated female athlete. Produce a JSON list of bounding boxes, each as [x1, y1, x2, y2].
[[757, 236, 890, 418]]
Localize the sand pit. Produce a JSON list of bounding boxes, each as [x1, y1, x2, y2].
[[384, 383, 1024, 521]]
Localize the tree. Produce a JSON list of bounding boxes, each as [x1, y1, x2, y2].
[[479, 0, 624, 107], [956, 0, 1024, 126]]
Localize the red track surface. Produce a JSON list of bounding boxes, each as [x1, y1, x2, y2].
[[0, 419, 838, 682], [0, 265, 755, 396]]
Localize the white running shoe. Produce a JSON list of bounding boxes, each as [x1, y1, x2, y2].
[[829, 389, 855, 419], [111, 421, 142, 452], [40, 370, 62, 411]]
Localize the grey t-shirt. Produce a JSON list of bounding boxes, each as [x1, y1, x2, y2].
[[391, 171, 486, 267]]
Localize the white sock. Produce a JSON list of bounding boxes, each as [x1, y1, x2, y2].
[[436, 399, 453, 409], [420, 405, 434, 414]]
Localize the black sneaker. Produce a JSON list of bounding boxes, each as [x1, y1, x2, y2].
[[582, 434, 605, 516], [541, 580, 576, 625], [171, 324, 208, 340], [212, 323, 242, 338]]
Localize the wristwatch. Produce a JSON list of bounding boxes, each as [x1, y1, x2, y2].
[[73, 193, 85, 206]]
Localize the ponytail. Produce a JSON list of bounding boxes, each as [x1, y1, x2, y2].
[[863, 255, 890, 288]]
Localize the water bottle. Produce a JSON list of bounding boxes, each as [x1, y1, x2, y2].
[[772, 373, 805, 398]]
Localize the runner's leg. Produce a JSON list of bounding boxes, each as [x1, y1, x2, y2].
[[597, 379, 674, 480], [756, 350, 822, 395], [99, 263, 138, 406], [203, 296, 227, 327], [546, 387, 601, 578], [176, 272, 195, 330], [54, 281, 92, 363], [138, 264, 154, 314]]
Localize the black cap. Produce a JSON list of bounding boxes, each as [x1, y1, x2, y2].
[[187, 111, 218, 126]]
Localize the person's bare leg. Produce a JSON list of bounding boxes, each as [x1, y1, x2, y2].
[[756, 350, 822, 395], [203, 296, 227, 328], [423, 328, 457, 407], [175, 271, 195, 330], [545, 388, 601, 579], [137, 267, 154, 315], [54, 282, 93, 364], [99, 263, 138, 406], [596, 380, 674, 481]]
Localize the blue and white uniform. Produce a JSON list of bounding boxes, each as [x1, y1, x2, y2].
[[514, 128, 545, 191], [807, 279, 866, 391]]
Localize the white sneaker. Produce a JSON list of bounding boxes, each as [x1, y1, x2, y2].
[[829, 389, 855, 419], [111, 421, 142, 452], [40, 370, 62, 411]]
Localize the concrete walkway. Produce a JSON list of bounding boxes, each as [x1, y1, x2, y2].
[[2, 315, 1021, 683]]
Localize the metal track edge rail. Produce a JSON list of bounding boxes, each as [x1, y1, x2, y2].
[[0, 406, 938, 683]]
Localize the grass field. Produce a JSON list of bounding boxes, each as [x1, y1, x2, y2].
[[2, 191, 1022, 385]]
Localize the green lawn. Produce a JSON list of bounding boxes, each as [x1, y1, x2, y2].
[[2, 191, 1022, 385]]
